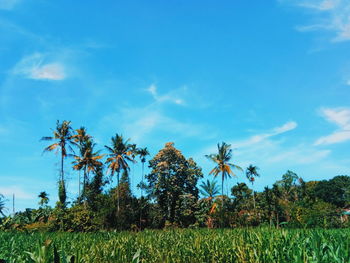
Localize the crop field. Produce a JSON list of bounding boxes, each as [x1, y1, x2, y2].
[[0, 228, 349, 263]]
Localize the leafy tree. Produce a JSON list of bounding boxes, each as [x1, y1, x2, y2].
[[41, 120, 75, 205], [205, 142, 242, 201], [231, 183, 252, 203], [314, 175, 350, 207], [105, 134, 135, 213], [84, 166, 107, 210], [146, 142, 203, 225], [276, 170, 300, 203], [200, 179, 220, 199], [246, 165, 260, 209]]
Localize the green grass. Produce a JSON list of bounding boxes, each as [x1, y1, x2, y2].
[[0, 228, 349, 263]]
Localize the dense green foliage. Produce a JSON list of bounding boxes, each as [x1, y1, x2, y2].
[[1, 228, 350, 262], [1, 120, 349, 231]]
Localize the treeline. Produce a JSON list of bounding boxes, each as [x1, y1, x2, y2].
[[0, 120, 349, 231]]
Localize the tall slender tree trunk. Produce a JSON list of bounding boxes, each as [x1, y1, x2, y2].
[[61, 152, 64, 184], [140, 161, 144, 229], [83, 166, 87, 200], [117, 171, 120, 213], [253, 191, 256, 209], [141, 162, 144, 198], [221, 173, 224, 228], [78, 170, 81, 197], [252, 183, 256, 210], [222, 176, 224, 201]]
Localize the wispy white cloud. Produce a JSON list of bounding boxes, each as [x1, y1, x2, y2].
[[298, 0, 340, 10], [101, 106, 215, 143], [282, 0, 350, 42], [0, 186, 32, 200], [233, 121, 297, 148], [0, 0, 21, 10], [147, 84, 185, 105], [315, 107, 350, 145], [12, 53, 66, 80]]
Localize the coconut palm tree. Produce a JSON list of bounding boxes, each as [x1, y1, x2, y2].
[[38, 191, 49, 207], [73, 138, 103, 200], [137, 147, 149, 229], [105, 134, 135, 213], [246, 164, 260, 209], [200, 179, 220, 200], [130, 144, 139, 188], [0, 194, 6, 217], [41, 120, 75, 205], [137, 147, 149, 197], [73, 127, 91, 196], [205, 142, 242, 201]]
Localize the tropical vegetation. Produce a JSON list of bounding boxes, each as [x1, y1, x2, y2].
[[0, 120, 350, 261]]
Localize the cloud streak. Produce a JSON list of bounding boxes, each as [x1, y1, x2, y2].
[[12, 53, 66, 81], [315, 107, 350, 145], [101, 106, 215, 143], [147, 84, 185, 105], [0, 186, 32, 200], [283, 0, 350, 42], [233, 121, 298, 148]]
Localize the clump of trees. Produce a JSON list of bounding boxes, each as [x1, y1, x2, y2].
[[0, 120, 349, 232]]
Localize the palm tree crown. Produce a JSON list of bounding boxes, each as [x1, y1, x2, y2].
[[200, 179, 220, 199], [205, 142, 243, 198], [38, 191, 49, 206], [73, 137, 103, 199], [138, 147, 150, 164], [246, 164, 260, 184], [0, 194, 6, 217], [105, 134, 134, 176]]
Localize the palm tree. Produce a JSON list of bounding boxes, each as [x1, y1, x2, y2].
[[130, 144, 139, 188], [205, 142, 243, 201], [137, 147, 150, 198], [105, 134, 134, 213], [38, 191, 49, 207], [73, 138, 103, 200], [41, 120, 75, 205], [0, 194, 6, 217], [137, 147, 149, 229], [200, 179, 220, 200], [72, 127, 91, 196], [246, 164, 260, 209]]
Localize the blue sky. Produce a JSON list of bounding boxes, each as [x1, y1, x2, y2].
[[0, 0, 350, 212]]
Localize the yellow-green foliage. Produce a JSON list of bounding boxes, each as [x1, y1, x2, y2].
[[0, 228, 350, 263]]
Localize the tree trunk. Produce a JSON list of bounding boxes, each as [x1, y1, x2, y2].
[[61, 151, 64, 184], [222, 173, 224, 228], [78, 170, 81, 198], [83, 166, 87, 200], [117, 171, 120, 213], [253, 190, 256, 210], [140, 161, 144, 229]]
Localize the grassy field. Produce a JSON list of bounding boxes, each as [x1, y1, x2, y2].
[[0, 228, 349, 263]]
